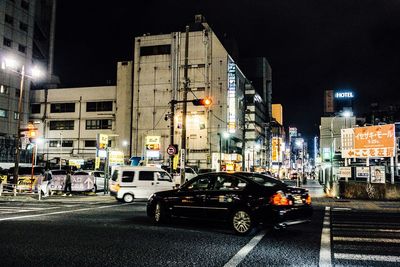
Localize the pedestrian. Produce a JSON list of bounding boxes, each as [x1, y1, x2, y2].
[[62, 169, 72, 196]]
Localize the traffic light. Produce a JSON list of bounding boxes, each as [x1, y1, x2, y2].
[[27, 123, 37, 139], [192, 97, 212, 107]]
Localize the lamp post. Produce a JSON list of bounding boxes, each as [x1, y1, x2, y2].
[[217, 132, 230, 171], [296, 139, 305, 187], [1, 58, 43, 195]]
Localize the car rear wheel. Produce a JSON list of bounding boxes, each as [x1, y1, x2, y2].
[[92, 185, 97, 193], [232, 209, 254, 235], [123, 193, 134, 203]]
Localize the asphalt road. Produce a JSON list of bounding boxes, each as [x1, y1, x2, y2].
[[0, 199, 398, 266]]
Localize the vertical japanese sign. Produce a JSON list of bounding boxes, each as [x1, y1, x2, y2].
[[227, 57, 236, 133], [271, 137, 283, 163], [341, 124, 395, 158]]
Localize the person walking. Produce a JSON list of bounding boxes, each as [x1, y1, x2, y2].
[[62, 169, 72, 196]]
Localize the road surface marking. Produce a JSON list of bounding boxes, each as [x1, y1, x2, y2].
[[333, 237, 400, 243], [319, 206, 332, 267], [335, 253, 400, 262], [332, 221, 400, 227], [0, 203, 129, 221], [223, 230, 266, 267], [333, 227, 400, 233], [332, 208, 351, 211]]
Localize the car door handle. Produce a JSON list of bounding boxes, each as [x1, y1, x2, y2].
[[156, 182, 160, 184]]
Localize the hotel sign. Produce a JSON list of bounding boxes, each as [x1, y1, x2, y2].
[[335, 92, 354, 98]]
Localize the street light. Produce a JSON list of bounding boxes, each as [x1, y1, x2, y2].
[[2, 57, 43, 194], [217, 132, 230, 171]]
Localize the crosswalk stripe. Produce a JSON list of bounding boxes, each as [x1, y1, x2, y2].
[[335, 253, 400, 262], [333, 236, 400, 243], [319, 207, 332, 267], [332, 222, 400, 227], [333, 227, 400, 233]]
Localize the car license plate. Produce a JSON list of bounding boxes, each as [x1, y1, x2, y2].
[[294, 196, 303, 204]]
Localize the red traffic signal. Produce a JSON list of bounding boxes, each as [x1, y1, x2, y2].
[[192, 97, 212, 107]]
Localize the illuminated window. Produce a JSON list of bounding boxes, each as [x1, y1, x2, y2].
[[14, 112, 19, 120], [0, 85, 9, 94], [0, 109, 8, 118]]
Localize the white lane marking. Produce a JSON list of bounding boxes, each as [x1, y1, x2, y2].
[[0, 203, 129, 222], [333, 227, 400, 233], [332, 221, 400, 226], [223, 230, 266, 267], [332, 208, 351, 211], [335, 253, 400, 262], [319, 206, 332, 267], [333, 237, 400, 244]]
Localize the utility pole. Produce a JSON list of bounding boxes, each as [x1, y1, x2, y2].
[[180, 25, 189, 185]]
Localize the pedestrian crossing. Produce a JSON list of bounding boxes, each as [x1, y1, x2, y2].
[[331, 208, 400, 266], [0, 205, 59, 214]]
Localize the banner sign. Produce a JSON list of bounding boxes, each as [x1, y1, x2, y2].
[[341, 124, 396, 158], [71, 175, 95, 191], [49, 175, 66, 190], [370, 166, 385, 183]]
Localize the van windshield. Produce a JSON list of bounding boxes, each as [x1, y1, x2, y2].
[[111, 170, 119, 181]]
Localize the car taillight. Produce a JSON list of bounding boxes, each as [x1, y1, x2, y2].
[[305, 195, 312, 205], [270, 192, 293, 206]]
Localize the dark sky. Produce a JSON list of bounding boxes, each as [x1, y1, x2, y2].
[[54, 0, 400, 138]]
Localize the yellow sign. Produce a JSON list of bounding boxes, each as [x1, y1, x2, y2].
[[95, 157, 100, 169], [98, 134, 108, 149], [109, 151, 124, 165], [271, 137, 283, 162]]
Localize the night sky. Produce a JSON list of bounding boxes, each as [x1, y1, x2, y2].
[[54, 0, 400, 138]]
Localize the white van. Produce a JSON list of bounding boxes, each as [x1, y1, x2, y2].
[[109, 166, 174, 203]]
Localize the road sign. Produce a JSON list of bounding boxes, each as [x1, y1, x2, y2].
[[167, 144, 177, 156]]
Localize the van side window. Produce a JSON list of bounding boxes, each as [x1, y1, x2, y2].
[[111, 170, 119, 181], [138, 171, 154, 181], [156, 171, 172, 182], [121, 171, 135, 183]]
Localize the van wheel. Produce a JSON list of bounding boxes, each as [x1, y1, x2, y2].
[[92, 185, 97, 193], [231, 209, 254, 235], [123, 193, 134, 203]]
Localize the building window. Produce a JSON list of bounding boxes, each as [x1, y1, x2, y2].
[[49, 140, 72, 147], [50, 103, 75, 113], [15, 89, 20, 97], [14, 112, 19, 120], [3, 38, 12, 47], [86, 101, 113, 112], [84, 140, 97, 147], [5, 14, 14, 25], [18, 44, 27, 54], [0, 85, 9, 95], [86, 119, 112, 130], [0, 109, 7, 118], [21, 0, 29, 10], [49, 120, 74, 130], [140, 45, 171, 56], [19, 22, 28, 32], [31, 104, 41, 114]]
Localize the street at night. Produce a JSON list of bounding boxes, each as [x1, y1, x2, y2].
[[0, 195, 399, 267], [1, 1, 400, 266]]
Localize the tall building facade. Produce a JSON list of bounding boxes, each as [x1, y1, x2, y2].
[[0, 0, 56, 162]]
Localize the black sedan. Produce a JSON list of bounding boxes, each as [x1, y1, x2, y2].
[[147, 172, 313, 235]]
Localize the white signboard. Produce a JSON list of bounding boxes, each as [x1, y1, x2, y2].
[[339, 167, 352, 178], [370, 166, 385, 184], [356, 167, 370, 179]]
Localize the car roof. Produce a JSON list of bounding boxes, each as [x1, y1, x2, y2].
[[115, 166, 166, 171]]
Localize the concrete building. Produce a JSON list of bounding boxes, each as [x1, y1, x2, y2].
[[29, 62, 133, 164], [132, 16, 249, 170], [0, 0, 56, 162]]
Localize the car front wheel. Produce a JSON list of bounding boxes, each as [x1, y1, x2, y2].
[[232, 209, 254, 235], [153, 201, 169, 224]]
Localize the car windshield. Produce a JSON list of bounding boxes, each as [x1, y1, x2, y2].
[[236, 173, 285, 187]]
